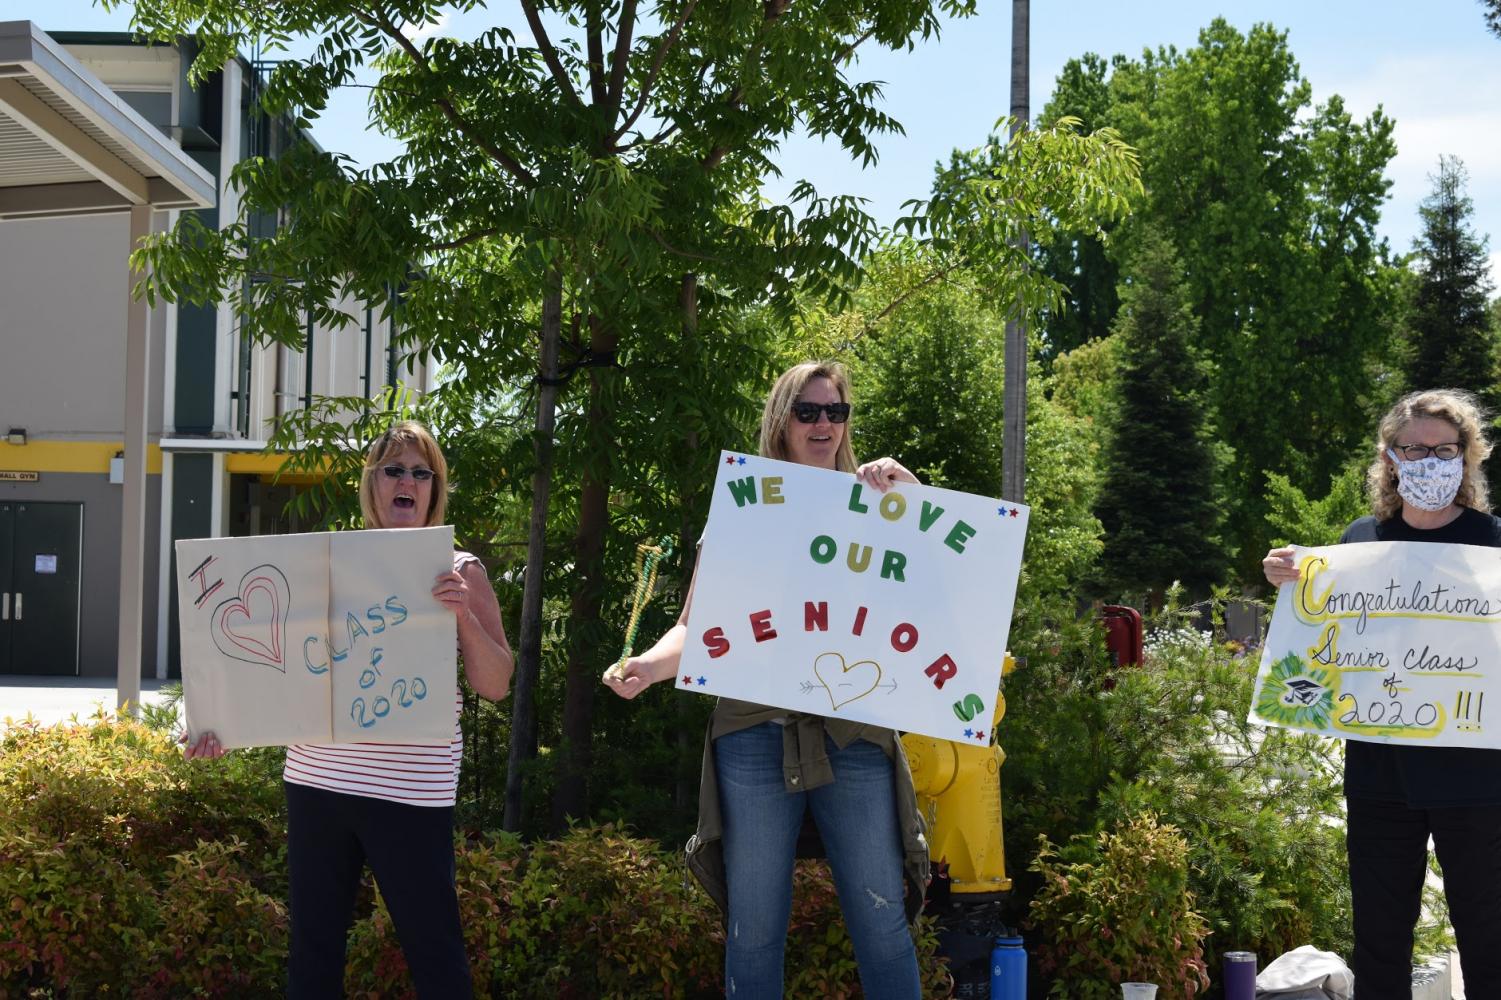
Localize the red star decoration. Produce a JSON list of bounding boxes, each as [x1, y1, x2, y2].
[[975, 730, 987, 741], [724, 455, 736, 464], [682, 675, 694, 685], [1009, 509, 1019, 518]]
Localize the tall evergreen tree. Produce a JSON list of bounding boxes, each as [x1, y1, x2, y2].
[[1039, 22, 1400, 577], [1095, 227, 1223, 601], [1405, 156, 1497, 400]]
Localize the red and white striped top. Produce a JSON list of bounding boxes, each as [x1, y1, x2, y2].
[[283, 552, 477, 808]]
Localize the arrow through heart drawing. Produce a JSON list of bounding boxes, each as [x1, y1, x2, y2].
[[812, 651, 883, 711], [211, 565, 292, 671]]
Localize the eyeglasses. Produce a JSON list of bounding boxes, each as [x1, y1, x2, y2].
[[381, 465, 435, 482], [791, 401, 851, 424], [1393, 443, 1462, 461]]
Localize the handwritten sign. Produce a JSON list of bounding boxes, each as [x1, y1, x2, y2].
[[1249, 541, 1501, 747], [679, 452, 1028, 743], [175, 526, 456, 749]]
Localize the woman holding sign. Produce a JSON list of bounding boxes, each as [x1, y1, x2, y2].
[[187, 421, 514, 998], [605, 362, 928, 999], [1263, 389, 1501, 1000]]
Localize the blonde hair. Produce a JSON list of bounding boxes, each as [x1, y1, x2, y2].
[[358, 420, 449, 528], [1367, 389, 1492, 520], [759, 361, 858, 472]]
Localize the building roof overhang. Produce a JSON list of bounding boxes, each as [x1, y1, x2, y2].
[[0, 20, 215, 220]]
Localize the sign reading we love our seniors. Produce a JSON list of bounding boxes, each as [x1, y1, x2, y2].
[[678, 452, 1029, 743], [1250, 541, 1501, 747], [175, 526, 456, 750]]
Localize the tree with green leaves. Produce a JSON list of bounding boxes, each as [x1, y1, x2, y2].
[[1094, 227, 1223, 602], [123, 0, 1147, 831], [1404, 155, 1497, 403], [1039, 20, 1402, 577], [1484, 0, 1501, 39]]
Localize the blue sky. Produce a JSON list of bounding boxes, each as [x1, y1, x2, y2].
[[28, 0, 1501, 288]]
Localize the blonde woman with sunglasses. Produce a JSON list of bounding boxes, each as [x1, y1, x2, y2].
[[187, 421, 513, 998], [606, 362, 929, 999]]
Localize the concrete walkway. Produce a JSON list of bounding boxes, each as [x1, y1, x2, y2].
[[0, 674, 175, 727]]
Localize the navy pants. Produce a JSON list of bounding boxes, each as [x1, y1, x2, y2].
[[1346, 796, 1501, 999], [284, 781, 472, 999]]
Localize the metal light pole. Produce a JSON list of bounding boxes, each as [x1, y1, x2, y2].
[[1001, 0, 1030, 504]]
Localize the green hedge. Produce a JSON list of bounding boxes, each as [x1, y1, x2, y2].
[[0, 713, 949, 998]]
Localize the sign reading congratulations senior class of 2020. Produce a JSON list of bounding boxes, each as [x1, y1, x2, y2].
[[678, 452, 1029, 743], [1250, 540, 1501, 747]]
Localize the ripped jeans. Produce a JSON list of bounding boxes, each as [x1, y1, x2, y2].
[[715, 722, 921, 999]]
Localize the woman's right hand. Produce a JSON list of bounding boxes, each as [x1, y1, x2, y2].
[[603, 657, 662, 700], [182, 731, 226, 760], [1262, 546, 1300, 587]]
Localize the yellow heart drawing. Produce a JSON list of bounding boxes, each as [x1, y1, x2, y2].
[[813, 652, 883, 711]]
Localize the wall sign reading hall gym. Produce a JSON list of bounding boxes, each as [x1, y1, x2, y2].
[[679, 453, 1029, 743]]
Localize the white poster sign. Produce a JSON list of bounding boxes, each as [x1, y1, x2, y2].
[[176, 526, 457, 749], [679, 451, 1028, 743], [1249, 540, 1501, 747]]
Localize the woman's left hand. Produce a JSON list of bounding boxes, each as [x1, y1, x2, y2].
[[432, 570, 471, 619], [856, 456, 919, 494]]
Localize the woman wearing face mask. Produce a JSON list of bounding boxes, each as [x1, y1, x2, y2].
[[1263, 389, 1501, 999], [604, 361, 928, 999]]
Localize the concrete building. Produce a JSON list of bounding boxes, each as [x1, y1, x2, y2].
[[0, 22, 433, 688]]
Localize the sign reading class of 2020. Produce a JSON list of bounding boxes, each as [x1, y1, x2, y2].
[[175, 526, 457, 750], [1250, 541, 1501, 747], [678, 452, 1029, 743]]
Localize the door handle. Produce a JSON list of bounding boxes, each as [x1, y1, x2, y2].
[[12, 592, 19, 621], [1, 593, 7, 620]]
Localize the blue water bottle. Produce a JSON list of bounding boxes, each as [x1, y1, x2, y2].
[[990, 935, 1026, 1000]]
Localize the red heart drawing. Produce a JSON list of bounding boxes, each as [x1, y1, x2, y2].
[[211, 565, 291, 671]]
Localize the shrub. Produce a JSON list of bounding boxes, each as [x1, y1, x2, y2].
[[0, 711, 285, 881], [343, 829, 950, 999], [1028, 814, 1210, 998], [135, 839, 289, 999], [0, 832, 158, 995]]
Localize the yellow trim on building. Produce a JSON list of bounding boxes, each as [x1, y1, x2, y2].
[[0, 440, 163, 475], [224, 452, 330, 482]]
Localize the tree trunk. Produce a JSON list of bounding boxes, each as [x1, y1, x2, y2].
[[1001, 0, 1030, 504], [675, 273, 699, 823], [552, 315, 619, 828], [502, 269, 563, 833]]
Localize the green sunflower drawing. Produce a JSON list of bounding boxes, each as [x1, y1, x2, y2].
[[1255, 651, 1337, 730]]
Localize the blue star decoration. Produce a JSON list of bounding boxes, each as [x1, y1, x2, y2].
[[697, 676, 707, 686], [996, 507, 1005, 517], [963, 728, 974, 738], [736, 456, 747, 465]]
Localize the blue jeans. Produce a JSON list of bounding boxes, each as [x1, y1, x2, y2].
[[715, 722, 921, 999]]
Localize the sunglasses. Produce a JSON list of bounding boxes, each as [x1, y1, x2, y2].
[[791, 401, 851, 424], [381, 465, 435, 482]]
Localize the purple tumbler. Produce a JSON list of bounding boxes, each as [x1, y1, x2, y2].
[[1223, 951, 1257, 1000]]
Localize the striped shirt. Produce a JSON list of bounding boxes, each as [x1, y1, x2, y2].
[[282, 552, 477, 807]]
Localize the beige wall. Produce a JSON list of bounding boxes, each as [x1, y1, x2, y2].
[[0, 212, 170, 442]]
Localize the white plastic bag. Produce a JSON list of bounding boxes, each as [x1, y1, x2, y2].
[[1255, 945, 1354, 1000]]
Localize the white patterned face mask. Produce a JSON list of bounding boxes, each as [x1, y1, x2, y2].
[[1387, 449, 1464, 511]]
